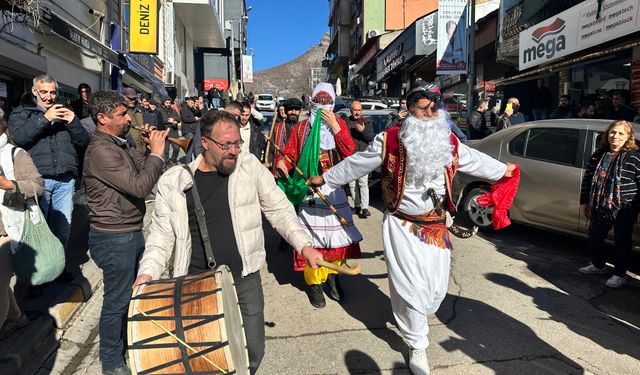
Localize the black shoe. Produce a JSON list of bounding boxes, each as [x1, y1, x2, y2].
[[352, 207, 361, 216], [361, 209, 371, 217], [103, 365, 131, 375], [325, 274, 343, 301], [55, 270, 75, 283], [308, 284, 326, 308]]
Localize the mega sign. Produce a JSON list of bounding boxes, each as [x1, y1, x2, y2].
[[519, 0, 640, 70]]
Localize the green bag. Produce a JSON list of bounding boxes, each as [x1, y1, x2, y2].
[[12, 186, 65, 286]]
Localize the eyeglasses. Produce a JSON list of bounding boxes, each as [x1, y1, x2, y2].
[[203, 135, 244, 150]]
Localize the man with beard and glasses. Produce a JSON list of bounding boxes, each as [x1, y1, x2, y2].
[[191, 101, 243, 158], [266, 98, 302, 174], [275, 82, 362, 308], [84, 91, 167, 375], [308, 82, 516, 375], [134, 110, 322, 375]]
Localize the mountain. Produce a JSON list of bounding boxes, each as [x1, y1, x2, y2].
[[245, 33, 329, 99]]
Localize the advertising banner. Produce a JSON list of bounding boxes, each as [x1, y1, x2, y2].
[[436, 0, 468, 75], [519, 0, 640, 70], [242, 55, 254, 83], [129, 0, 159, 54]]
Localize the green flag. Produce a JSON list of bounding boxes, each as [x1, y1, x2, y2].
[[277, 108, 322, 205]]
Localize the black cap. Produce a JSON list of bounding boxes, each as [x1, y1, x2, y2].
[[284, 98, 303, 111]]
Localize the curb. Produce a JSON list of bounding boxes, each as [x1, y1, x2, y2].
[[0, 259, 103, 374]]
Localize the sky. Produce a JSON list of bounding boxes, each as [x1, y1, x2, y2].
[[246, 0, 330, 72]]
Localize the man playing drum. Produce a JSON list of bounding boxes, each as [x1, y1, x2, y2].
[[134, 110, 323, 374]]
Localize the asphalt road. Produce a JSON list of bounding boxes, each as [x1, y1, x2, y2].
[[38, 194, 640, 374]]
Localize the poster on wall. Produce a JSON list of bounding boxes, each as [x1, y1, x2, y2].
[[436, 0, 468, 75], [242, 55, 254, 83]]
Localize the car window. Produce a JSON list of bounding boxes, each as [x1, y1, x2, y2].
[[368, 114, 391, 134], [258, 95, 273, 101], [509, 128, 580, 166], [361, 104, 372, 110]]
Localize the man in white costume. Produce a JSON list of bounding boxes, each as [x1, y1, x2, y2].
[[308, 82, 515, 374]]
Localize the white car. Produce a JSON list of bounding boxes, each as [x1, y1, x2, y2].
[[256, 94, 276, 111], [361, 101, 388, 110]]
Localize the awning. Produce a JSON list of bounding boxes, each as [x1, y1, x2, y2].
[[495, 39, 640, 86], [119, 54, 167, 96], [173, 0, 225, 48]]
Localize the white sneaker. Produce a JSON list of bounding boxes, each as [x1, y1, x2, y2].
[[578, 264, 608, 275], [409, 349, 430, 375], [605, 275, 627, 288]]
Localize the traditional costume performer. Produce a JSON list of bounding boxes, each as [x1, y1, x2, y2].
[[314, 94, 510, 373], [276, 82, 362, 308], [267, 98, 302, 175]]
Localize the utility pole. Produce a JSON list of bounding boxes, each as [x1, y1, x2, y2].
[[225, 20, 237, 100], [466, 0, 476, 112]]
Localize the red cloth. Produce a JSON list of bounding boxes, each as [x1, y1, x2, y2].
[[476, 165, 520, 230]]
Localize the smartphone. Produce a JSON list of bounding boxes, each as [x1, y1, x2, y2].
[[400, 104, 407, 112], [506, 102, 513, 111]]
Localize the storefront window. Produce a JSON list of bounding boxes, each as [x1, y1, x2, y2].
[[569, 50, 631, 104]]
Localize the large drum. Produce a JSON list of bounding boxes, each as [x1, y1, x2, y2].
[[127, 267, 249, 375]]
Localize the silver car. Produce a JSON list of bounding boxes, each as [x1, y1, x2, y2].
[[453, 119, 640, 244]]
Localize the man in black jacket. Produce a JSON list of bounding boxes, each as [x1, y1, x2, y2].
[[9, 74, 90, 267], [158, 96, 181, 163], [70, 83, 91, 120], [346, 100, 374, 218], [239, 101, 266, 160], [467, 99, 491, 140]]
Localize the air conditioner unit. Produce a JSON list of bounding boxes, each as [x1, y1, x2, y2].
[[165, 71, 174, 85], [366, 29, 380, 40]]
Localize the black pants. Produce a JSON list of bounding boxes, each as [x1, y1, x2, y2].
[[588, 207, 637, 277], [235, 271, 265, 374]]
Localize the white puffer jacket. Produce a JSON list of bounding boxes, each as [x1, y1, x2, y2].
[[138, 152, 311, 279]]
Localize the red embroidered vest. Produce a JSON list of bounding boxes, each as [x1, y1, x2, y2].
[[381, 126, 459, 214]]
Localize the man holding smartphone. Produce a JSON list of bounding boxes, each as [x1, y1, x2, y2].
[[9, 74, 90, 280]]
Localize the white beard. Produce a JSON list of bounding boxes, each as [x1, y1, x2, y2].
[[399, 112, 453, 188]]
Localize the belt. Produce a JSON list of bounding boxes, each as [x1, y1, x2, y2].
[[392, 210, 446, 225]]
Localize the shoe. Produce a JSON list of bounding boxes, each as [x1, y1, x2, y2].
[[409, 349, 430, 375], [352, 207, 361, 216], [55, 270, 75, 283], [325, 274, 343, 301], [103, 365, 132, 375], [578, 264, 608, 275], [605, 275, 627, 288], [359, 209, 371, 219], [0, 313, 29, 340], [308, 284, 326, 308]]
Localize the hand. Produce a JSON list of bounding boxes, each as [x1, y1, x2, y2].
[[44, 104, 67, 122], [133, 274, 152, 288], [168, 118, 177, 124], [301, 246, 323, 269], [355, 123, 365, 132], [306, 175, 325, 188], [61, 108, 75, 123], [580, 204, 591, 220], [276, 159, 289, 178], [398, 110, 408, 120], [503, 163, 516, 178], [0, 176, 14, 191], [148, 128, 169, 156], [320, 110, 341, 133]]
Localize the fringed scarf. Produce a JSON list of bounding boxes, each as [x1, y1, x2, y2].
[[589, 151, 623, 216]]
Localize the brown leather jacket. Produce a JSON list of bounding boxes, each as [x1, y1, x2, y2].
[[83, 131, 164, 233]]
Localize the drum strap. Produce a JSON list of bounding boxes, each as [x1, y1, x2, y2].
[[182, 166, 217, 269]]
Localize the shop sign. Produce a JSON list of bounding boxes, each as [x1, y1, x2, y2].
[[48, 13, 119, 65], [416, 11, 438, 56], [380, 43, 405, 78], [435, 74, 462, 88], [203, 79, 229, 91], [436, 0, 468, 75], [129, 0, 159, 54], [519, 0, 640, 70]]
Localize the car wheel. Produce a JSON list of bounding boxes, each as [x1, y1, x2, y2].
[[461, 187, 494, 231]]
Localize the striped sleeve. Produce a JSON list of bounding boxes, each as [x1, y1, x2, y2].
[[620, 151, 640, 208]]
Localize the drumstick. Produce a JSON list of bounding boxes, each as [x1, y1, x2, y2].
[[264, 133, 350, 228], [314, 258, 361, 275], [136, 309, 226, 373]]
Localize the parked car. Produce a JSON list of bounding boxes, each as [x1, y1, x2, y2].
[[260, 111, 276, 135], [335, 109, 396, 135], [452, 118, 640, 245], [256, 94, 276, 111], [361, 101, 389, 110]]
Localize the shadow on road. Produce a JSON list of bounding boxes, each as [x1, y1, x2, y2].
[[345, 349, 408, 374], [437, 293, 584, 373], [481, 224, 640, 359]]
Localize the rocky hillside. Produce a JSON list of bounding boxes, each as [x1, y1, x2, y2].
[[246, 33, 329, 98]]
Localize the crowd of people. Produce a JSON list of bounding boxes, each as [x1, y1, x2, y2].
[[6, 71, 637, 375]]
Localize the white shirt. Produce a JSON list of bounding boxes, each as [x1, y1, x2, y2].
[[239, 123, 251, 153]]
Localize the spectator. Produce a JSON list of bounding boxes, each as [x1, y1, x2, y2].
[[579, 120, 640, 288], [346, 100, 374, 219], [239, 101, 266, 160], [496, 106, 513, 131], [594, 97, 609, 119], [468, 99, 491, 140], [531, 79, 553, 120], [9, 74, 89, 277], [0, 117, 44, 340], [577, 104, 596, 119], [71, 83, 91, 120], [84, 91, 167, 374], [0, 96, 9, 119], [122, 87, 146, 154], [197, 95, 208, 112], [192, 101, 243, 159], [180, 96, 199, 140], [158, 96, 181, 163], [550, 95, 575, 119], [207, 87, 222, 109], [507, 97, 526, 125], [610, 91, 637, 121], [139, 94, 162, 129]]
